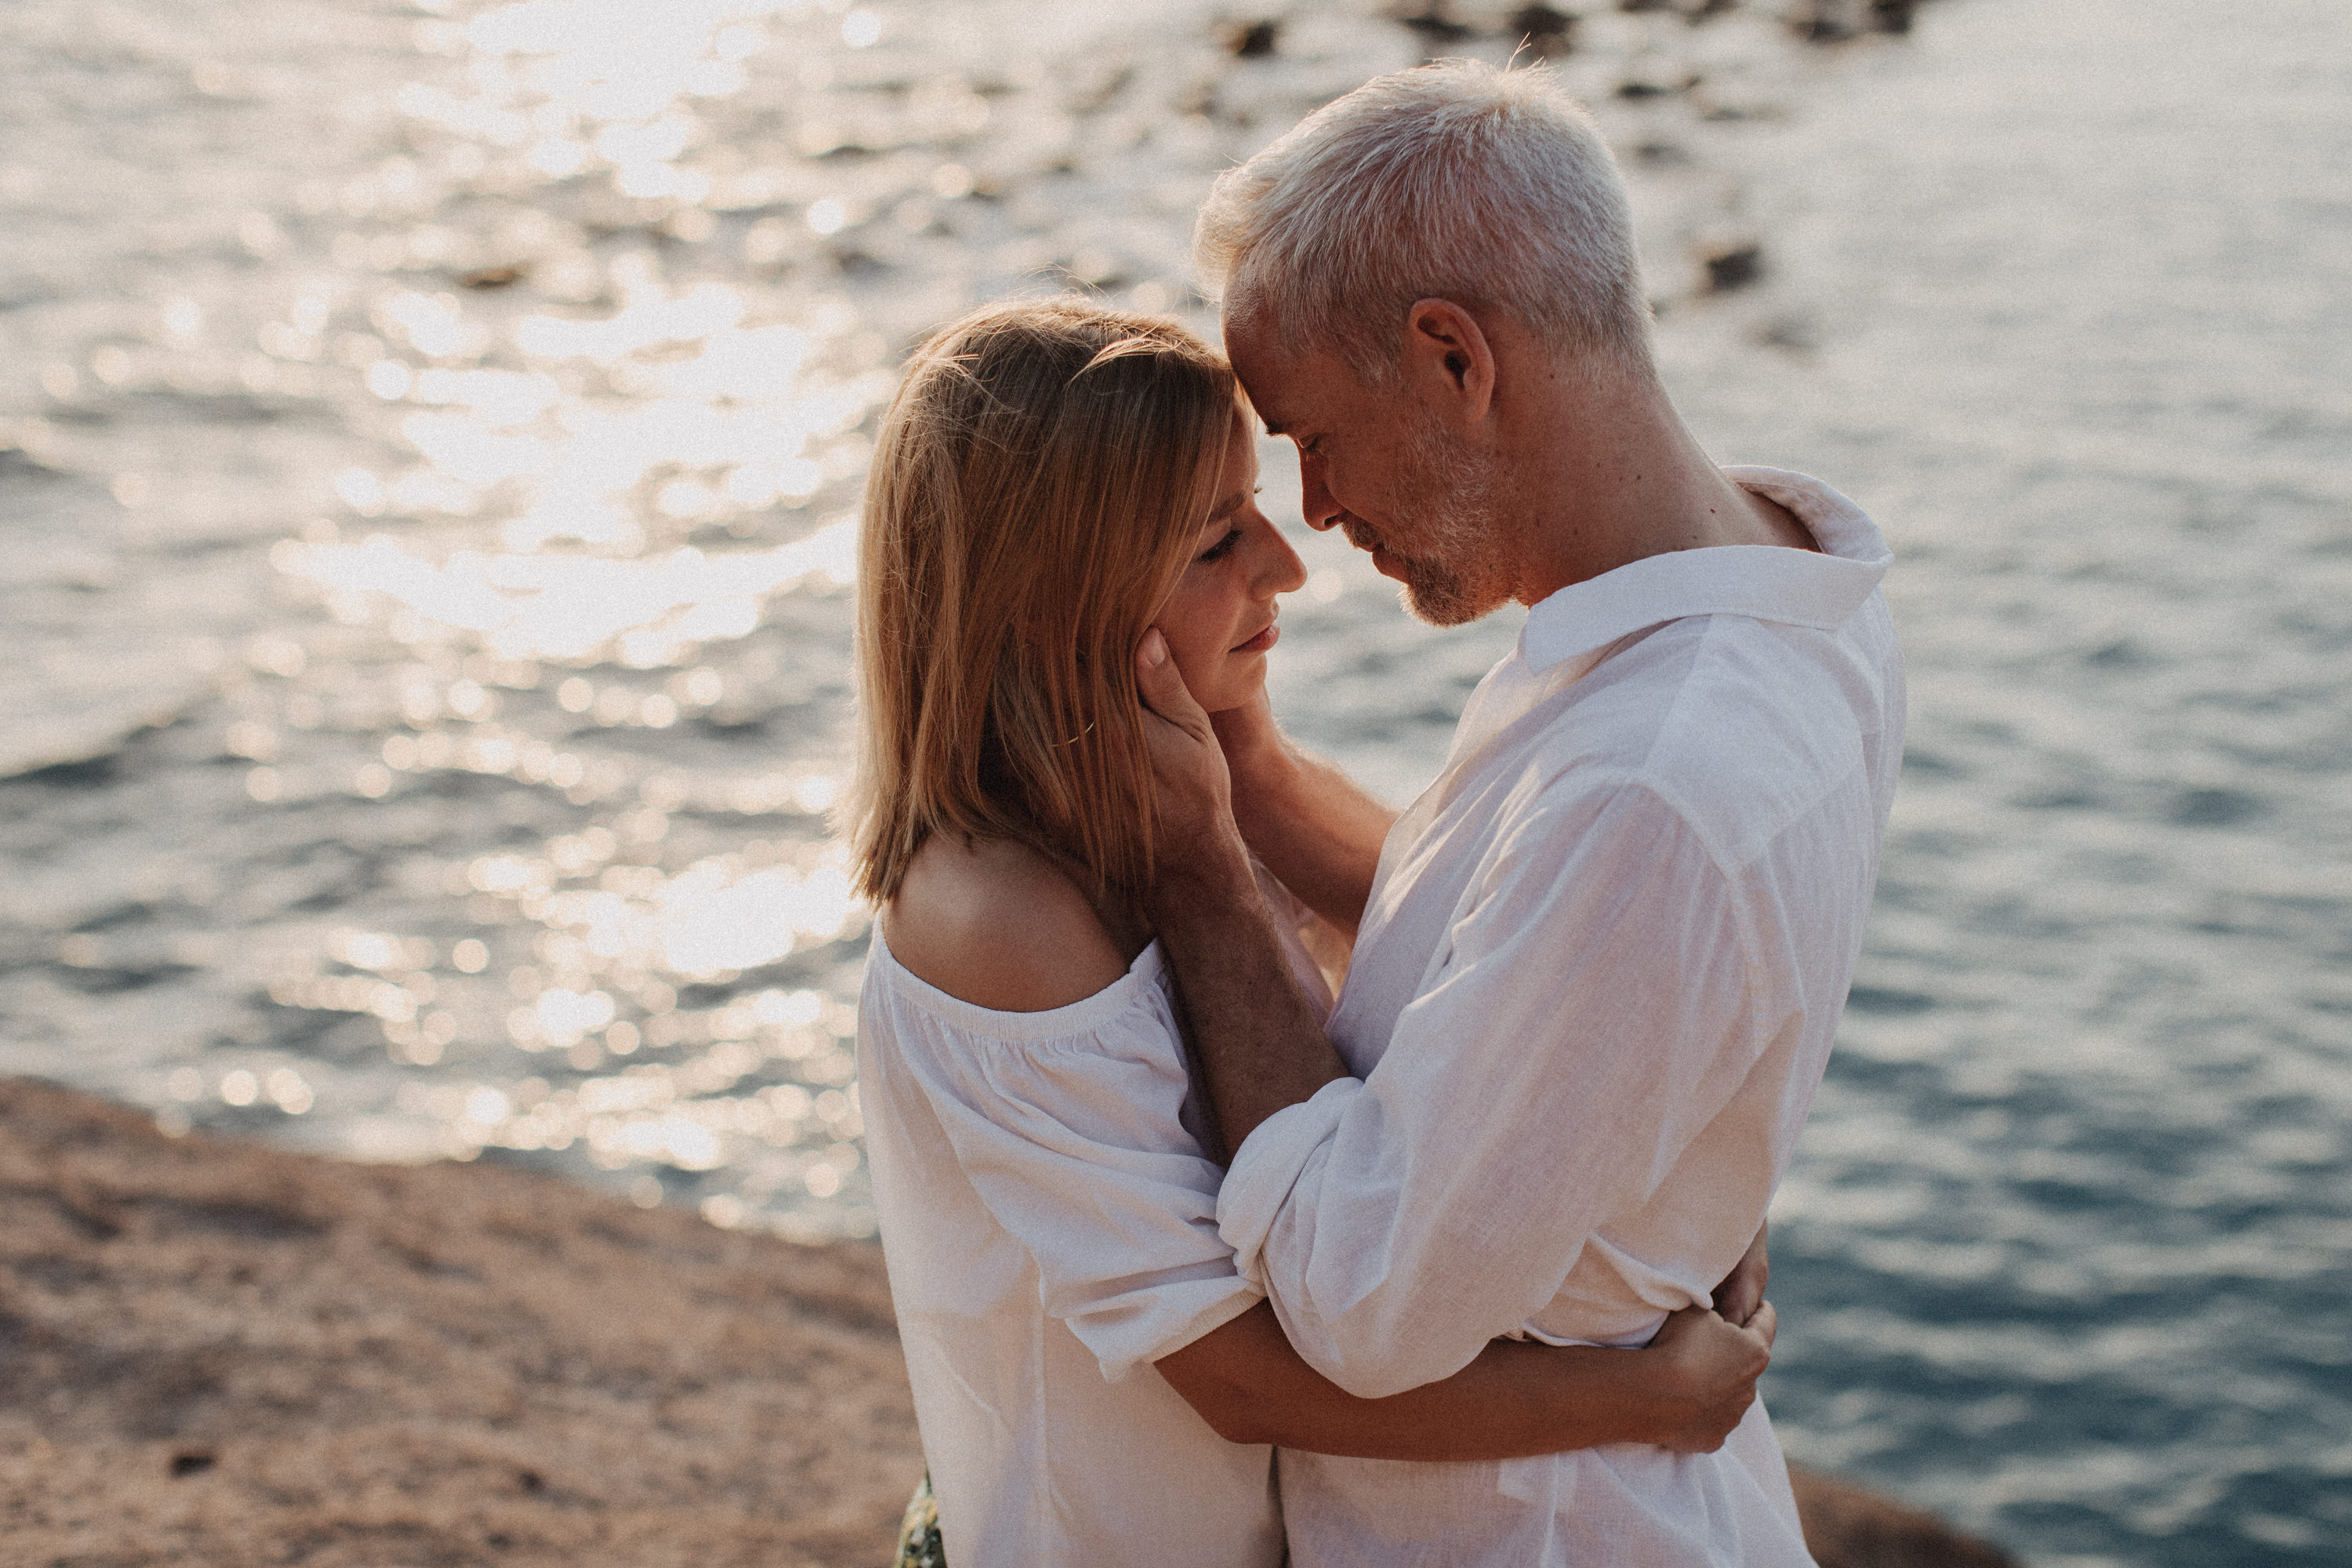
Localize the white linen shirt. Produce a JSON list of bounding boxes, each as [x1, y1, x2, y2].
[[858, 870, 1334, 1567], [1218, 467, 1906, 1566]]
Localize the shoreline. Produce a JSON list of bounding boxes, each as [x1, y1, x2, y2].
[[2, 1077, 2013, 1566]]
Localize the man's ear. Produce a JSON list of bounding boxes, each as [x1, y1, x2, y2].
[[1401, 298, 1496, 427]]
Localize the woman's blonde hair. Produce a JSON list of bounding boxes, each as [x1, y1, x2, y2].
[[846, 298, 1236, 922]]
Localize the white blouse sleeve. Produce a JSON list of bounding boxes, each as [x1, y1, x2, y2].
[[884, 956, 1263, 1384]]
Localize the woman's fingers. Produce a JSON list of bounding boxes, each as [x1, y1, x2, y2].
[[1649, 1301, 1774, 1453], [1652, 1307, 1755, 1389]]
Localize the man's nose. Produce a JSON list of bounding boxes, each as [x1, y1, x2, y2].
[[1298, 456, 1341, 532]]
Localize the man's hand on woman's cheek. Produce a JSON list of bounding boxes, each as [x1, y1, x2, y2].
[[1134, 627, 1241, 862]]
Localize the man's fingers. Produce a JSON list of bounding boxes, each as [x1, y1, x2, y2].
[[1711, 1221, 1769, 1327], [1748, 1299, 1777, 1351], [1713, 1277, 1759, 1330]]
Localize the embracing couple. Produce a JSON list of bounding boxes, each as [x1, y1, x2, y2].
[[848, 58, 1903, 1567]]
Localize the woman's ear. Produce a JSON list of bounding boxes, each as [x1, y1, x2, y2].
[[1401, 298, 1496, 427]]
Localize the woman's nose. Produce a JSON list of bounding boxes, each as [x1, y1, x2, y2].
[[1251, 516, 1308, 597]]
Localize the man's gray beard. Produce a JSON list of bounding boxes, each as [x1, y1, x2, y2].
[[1382, 419, 1506, 628]]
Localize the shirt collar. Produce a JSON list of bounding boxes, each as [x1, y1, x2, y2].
[[1517, 466, 1891, 673]]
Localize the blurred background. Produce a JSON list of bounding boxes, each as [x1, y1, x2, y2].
[[1, 0, 2345, 1562]]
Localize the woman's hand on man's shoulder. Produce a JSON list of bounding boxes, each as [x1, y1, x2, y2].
[[884, 836, 1133, 1013]]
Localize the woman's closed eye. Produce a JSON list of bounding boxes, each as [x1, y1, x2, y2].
[[1195, 488, 1262, 563]]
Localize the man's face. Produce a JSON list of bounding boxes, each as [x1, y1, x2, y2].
[[1225, 316, 1512, 627]]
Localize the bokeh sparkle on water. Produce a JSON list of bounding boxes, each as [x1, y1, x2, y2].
[[2, 1, 2347, 1563]]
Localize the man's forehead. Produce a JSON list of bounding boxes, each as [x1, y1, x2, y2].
[[1221, 317, 1289, 399], [1223, 321, 1338, 433]]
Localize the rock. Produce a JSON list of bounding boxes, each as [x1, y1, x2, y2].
[[0, 1077, 920, 1567], [1617, 73, 1698, 100], [1789, 1465, 2024, 1568], [1791, 0, 1926, 39], [1394, 2, 1475, 45], [1786, 0, 1862, 43], [1507, 4, 1577, 58], [458, 263, 530, 289], [1222, 18, 1282, 58], [1703, 237, 1767, 292]]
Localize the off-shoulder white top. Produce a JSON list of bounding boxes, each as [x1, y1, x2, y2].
[[857, 867, 1334, 1566]]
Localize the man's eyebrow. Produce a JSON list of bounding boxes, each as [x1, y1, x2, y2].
[[1259, 419, 1288, 437]]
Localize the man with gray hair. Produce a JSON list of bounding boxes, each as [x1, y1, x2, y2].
[[1137, 60, 1904, 1563]]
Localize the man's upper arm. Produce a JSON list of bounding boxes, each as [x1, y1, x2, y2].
[[1219, 782, 1768, 1398]]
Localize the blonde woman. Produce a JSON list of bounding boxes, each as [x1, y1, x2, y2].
[[848, 299, 1774, 1566]]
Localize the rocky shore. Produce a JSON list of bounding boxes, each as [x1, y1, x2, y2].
[[2, 1078, 2013, 1566]]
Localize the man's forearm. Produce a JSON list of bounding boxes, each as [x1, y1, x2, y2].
[[1152, 833, 1347, 1149], [1221, 732, 1394, 938]]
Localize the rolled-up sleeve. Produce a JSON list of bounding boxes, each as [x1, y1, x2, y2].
[[905, 1002, 1263, 1383], [1218, 781, 1775, 1399]]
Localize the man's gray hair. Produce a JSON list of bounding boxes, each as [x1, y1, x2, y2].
[[1195, 59, 1650, 381]]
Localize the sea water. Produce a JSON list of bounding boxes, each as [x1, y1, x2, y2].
[[2, 1, 2344, 1562]]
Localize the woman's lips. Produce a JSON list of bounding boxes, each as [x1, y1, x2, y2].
[[1232, 621, 1279, 655]]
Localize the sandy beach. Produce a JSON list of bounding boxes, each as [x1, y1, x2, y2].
[[2, 1076, 2020, 1567]]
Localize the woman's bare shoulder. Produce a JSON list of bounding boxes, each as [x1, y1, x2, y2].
[[883, 835, 1133, 1013]]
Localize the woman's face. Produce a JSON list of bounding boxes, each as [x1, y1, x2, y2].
[[1154, 411, 1308, 714]]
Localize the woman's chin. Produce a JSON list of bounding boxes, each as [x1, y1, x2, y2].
[[1201, 672, 1268, 718]]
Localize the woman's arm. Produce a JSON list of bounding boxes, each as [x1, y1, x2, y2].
[[1156, 1298, 1774, 1462], [1212, 692, 1396, 939]]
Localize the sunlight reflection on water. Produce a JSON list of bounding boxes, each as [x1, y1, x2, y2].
[[111, 0, 910, 1238], [348, 24, 880, 1152]]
